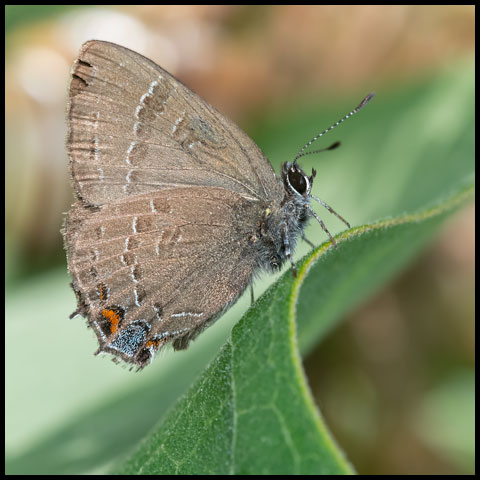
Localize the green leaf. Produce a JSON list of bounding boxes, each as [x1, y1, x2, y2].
[[296, 184, 474, 355], [118, 182, 472, 475], [119, 268, 354, 475]]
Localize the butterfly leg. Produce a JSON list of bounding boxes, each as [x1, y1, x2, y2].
[[308, 207, 338, 248], [311, 194, 350, 228], [282, 222, 297, 277], [301, 233, 315, 249]]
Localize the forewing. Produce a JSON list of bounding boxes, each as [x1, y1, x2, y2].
[[64, 186, 259, 368], [67, 40, 283, 207]]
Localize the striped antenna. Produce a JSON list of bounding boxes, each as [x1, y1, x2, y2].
[[294, 92, 375, 162]]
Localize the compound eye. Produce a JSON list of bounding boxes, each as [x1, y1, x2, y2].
[[288, 168, 308, 194]]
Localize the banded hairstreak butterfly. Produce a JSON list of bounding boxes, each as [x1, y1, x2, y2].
[[64, 40, 373, 369]]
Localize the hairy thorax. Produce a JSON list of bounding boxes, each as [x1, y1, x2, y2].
[[252, 194, 310, 273]]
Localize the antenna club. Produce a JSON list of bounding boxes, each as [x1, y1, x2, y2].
[[357, 92, 375, 110]]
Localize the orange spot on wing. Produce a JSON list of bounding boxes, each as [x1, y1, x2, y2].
[[145, 338, 162, 350], [102, 309, 120, 333]]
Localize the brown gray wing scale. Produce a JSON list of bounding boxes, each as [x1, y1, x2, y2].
[[64, 186, 260, 368], [67, 40, 283, 207]]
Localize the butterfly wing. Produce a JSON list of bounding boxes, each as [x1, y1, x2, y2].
[[65, 186, 261, 368], [67, 40, 283, 207]]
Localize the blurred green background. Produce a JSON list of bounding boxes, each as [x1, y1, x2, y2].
[[5, 5, 474, 475]]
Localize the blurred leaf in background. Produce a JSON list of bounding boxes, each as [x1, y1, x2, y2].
[[5, 5, 474, 475]]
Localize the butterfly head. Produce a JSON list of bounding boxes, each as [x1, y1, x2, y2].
[[281, 161, 316, 199]]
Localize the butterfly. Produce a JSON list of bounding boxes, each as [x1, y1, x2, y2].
[[64, 40, 373, 368]]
